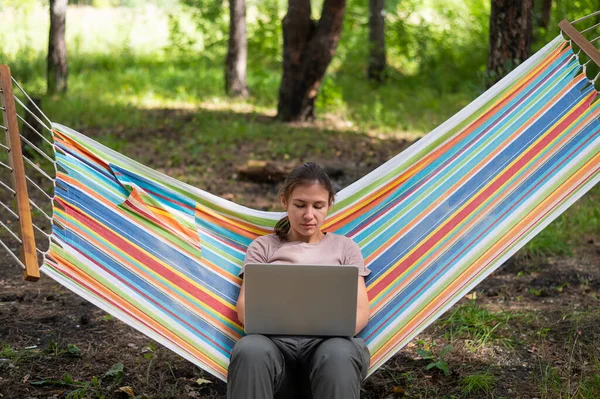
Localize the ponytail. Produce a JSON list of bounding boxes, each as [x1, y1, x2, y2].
[[274, 215, 290, 241]]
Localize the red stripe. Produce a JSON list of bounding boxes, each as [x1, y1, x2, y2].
[[67, 244, 236, 352], [348, 53, 575, 238], [334, 47, 568, 234], [369, 92, 592, 300], [374, 157, 600, 363], [55, 197, 232, 316]]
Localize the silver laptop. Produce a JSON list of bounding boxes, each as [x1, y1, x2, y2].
[[243, 263, 358, 337]]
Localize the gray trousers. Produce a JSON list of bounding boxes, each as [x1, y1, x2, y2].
[[227, 334, 370, 399]]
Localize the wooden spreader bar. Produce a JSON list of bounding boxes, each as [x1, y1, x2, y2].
[[559, 19, 600, 68], [0, 64, 40, 281]]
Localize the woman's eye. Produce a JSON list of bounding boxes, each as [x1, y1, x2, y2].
[[295, 204, 304, 208]]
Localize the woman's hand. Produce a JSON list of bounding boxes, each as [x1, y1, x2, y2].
[[236, 280, 245, 326], [355, 276, 370, 335]]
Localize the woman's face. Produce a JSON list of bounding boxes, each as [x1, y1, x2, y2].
[[282, 183, 331, 243]]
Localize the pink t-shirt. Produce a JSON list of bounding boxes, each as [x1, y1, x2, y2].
[[241, 233, 371, 277]]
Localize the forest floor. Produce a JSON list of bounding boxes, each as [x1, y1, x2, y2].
[[0, 109, 599, 399]]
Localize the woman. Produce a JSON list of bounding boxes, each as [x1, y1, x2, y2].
[[228, 162, 371, 399]]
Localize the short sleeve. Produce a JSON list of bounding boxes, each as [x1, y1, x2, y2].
[[344, 238, 371, 277], [240, 236, 271, 276]]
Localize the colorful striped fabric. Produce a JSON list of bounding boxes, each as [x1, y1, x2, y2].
[[41, 35, 600, 381]]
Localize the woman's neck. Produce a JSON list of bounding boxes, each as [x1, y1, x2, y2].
[[287, 230, 325, 244]]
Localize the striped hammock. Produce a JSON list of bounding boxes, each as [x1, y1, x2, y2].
[[26, 35, 600, 382]]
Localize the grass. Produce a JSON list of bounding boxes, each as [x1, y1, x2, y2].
[[0, 343, 41, 366], [521, 184, 600, 260], [1, 3, 484, 136], [461, 370, 496, 396], [440, 300, 515, 349], [0, 343, 18, 360]]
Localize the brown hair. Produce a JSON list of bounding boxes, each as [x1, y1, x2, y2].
[[274, 162, 335, 240]]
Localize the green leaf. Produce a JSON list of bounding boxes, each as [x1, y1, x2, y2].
[[416, 349, 433, 359], [439, 344, 453, 358], [67, 344, 81, 356], [104, 362, 125, 379], [436, 361, 450, 376], [63, 374, 74, 384]]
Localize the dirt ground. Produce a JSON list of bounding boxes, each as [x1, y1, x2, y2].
[[0, 122, 599, 398]]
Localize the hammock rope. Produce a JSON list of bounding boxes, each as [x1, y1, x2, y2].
[[24, 174, 54, 200], [19, 134, 56, 165], [0, 192, 18, 209], [0, 237, 28, 268], [0, 159, 12, 171], [0, 219, 22, 243], [11, 76, 54, 131], [0, 17, 599, 383], [572, 10, 600, 25], [580, 21, 600, 34], [23, 156, 55, 182], [17, 113, 56, 147]]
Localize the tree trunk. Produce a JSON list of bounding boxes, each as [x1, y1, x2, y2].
[[225, 0, 249, 97], [48, 0, 68, 94], [368, 0, 386, 82], [487, 0, 533, 88], [276, 0, 346, 122], [539, 0, 551, 30]]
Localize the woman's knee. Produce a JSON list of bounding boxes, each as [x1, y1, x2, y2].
[[230, 334, 282, 365], [310, 338, 369, 379]]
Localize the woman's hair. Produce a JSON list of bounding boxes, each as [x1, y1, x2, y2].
[[274, 162, 335, 240]]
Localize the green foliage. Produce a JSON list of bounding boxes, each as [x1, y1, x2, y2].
[[578, 363, 600, 399], [30, 362, 129, 399], [31, 373, 102, 399], [165, 13, 198, 57], [143, 341, 158, 386], [537, 360, 600, 399], [0, 344, 17, 359], [0, 344, 41, 365], [461, 371, 496, 395], [538, 365, 565, 398], [387, 0, 489, 93], [441, 300, 514, 349], [416, 344, 453, 376], [67, 344, 81, 356], [104, 362, 125, 385], [178, 0, 228, 54], [521, 185, 600, 260], [247, 0, 282, 71], [45, 341, 81, 357]]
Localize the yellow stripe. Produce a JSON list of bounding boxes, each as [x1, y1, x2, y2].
[[54, 200, 238, 312], [369, 85, 593, 304]]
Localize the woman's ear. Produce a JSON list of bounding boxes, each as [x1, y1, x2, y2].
[[280, 194, 287, 209]]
